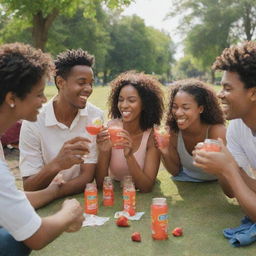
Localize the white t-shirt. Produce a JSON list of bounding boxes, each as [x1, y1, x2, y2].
[[0, 159, 41, 241], [19, 98, 103, 181], [227, 119, 256, 176]]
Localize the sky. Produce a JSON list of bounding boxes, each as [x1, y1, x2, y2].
[[122, 0, 184, 59]]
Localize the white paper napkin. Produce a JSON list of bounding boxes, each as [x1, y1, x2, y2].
[[114, 211, 145, 220], [82, 214, 110, 227]]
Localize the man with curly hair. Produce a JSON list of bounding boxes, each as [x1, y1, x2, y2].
[[19, 49, 103, 198], [194, 41, 256, 225]]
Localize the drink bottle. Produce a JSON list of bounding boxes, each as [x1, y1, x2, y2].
[[151, 197, 168, 240], [103, 176, 114, 206], [123, 176, 136, 216], [84, 183, 98, 215]]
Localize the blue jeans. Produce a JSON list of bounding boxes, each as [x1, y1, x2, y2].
[[0, 228, 31, 256]]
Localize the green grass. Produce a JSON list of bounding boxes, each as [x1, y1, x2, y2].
[[31, 170, 256, 256], [30, 85, 255, 256]]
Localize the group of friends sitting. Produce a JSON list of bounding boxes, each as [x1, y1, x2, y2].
[[0, 40, 256, 255]]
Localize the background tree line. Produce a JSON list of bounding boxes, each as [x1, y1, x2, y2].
[[0, 0, 174, 84], [1, 0, 256, 83]]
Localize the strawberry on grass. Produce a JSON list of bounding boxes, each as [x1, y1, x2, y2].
[[116, 216, 130, 227], [131, 232, 141, 242], [172, 227, 183, 237]]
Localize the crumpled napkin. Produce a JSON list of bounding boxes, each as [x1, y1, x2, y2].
[[223, 216, 256, 247], [82, 213, 110, 227], [114, 211, 145, 220]]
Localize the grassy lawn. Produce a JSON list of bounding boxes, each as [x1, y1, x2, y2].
[[16, 84, 255, 255]]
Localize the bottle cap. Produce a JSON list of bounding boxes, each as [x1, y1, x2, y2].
[[152, 197, 167, 205]]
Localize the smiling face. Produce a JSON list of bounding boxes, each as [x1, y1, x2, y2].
[[15, 77, 47, 121], [218, 71, 254, 120], [57, 65, 94, 109], [117, 85, 142, 123], [171, 90, 203, 130]]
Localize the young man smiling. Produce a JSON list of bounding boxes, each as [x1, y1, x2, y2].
[[194, 41, 256, 222], [19, 49, 103, 198]]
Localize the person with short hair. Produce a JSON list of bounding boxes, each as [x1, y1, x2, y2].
[[96, 71, 164, 192], [0, 42, 84, 256], [19, 48, 103, 197], [194, 41, 256, 222]]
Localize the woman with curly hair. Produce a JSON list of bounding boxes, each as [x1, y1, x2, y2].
[[96, 71, 164, 192], [157, 78, 226, 182]]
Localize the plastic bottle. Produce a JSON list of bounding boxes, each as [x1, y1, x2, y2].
[[84, 183, 98, 215], [151, 197, 168, 240], [103, 176, 114, 206], [123, 176, 136, 216]]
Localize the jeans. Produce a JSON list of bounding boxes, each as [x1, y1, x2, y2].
[[0, 228, 31, 256]]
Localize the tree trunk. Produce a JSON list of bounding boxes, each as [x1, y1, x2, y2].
[[32, 9, 59, 51], [243, 3, 253, 41]]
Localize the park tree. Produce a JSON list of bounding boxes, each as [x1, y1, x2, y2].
[[47, 4, 112, 77], [167, 0, 256, 82], [0, 0, 132, 51], [147, 27, 175, 82], [172, 55, 204, 80], [106, 15, 156, 80]]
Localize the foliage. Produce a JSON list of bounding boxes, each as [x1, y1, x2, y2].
[[0, 0, 133, 50]]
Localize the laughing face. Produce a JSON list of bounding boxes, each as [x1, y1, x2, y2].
[[57, 65, 94, 109], [171, 90, 203, 130], [117, 85, 142, 123], [218, 71, 253, 120], [15, 77, 47, 121]]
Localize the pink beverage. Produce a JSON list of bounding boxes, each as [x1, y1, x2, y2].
[[123, 177, 136, 216], [151, 197, 168, 240], [84, 183, 98, 215], [154, 126, 170, 148], [103, 176, 114, 206], [85, 125, 102, 135], [202, 139, 221, 152], [108, 126, 124, 149]]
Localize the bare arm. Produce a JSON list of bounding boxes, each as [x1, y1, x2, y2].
[[95, 127, 112, 189], [23, 137, 90, 191], [23, 199, 84, 250], [194, 139, 256, 221], [125, 134, 160, 192], [55, 164, 95, 198], [156, 131, 181, 176]]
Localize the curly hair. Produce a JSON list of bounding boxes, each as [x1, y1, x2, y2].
[[54, 48, 95, 80], [166, 79, 225, 132], [0, 42, 54, 106], [108, 71, 164, 131], [212, 41, 256, 89]]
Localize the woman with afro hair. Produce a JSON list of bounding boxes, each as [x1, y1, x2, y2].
[[158, 78, 226, 182], [96, 71, 164, 192]]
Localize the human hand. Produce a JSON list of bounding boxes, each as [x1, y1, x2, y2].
[[96, 127, 112, 152], [52, 137, 91, 171], [153, 126, 170, 154], [61, 199, 84, 232], [193, 138, 237, 176], [112, 129, 133, 157]]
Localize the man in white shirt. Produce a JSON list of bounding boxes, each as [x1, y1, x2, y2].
[[19, 49, 103, 199], [194, 41, 256, 222]]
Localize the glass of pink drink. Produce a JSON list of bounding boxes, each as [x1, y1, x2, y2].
[[85, 118, 103, 136], [154, 125, 170, 149], [108, 126, 124, 149]]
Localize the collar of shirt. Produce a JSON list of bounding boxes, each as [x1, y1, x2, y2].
[[44, 97, 89, 128]]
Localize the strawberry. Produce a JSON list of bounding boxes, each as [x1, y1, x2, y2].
[[172, 227, 183, 237], [116, 216, 130, 227], [131, 232, 141, 242]]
